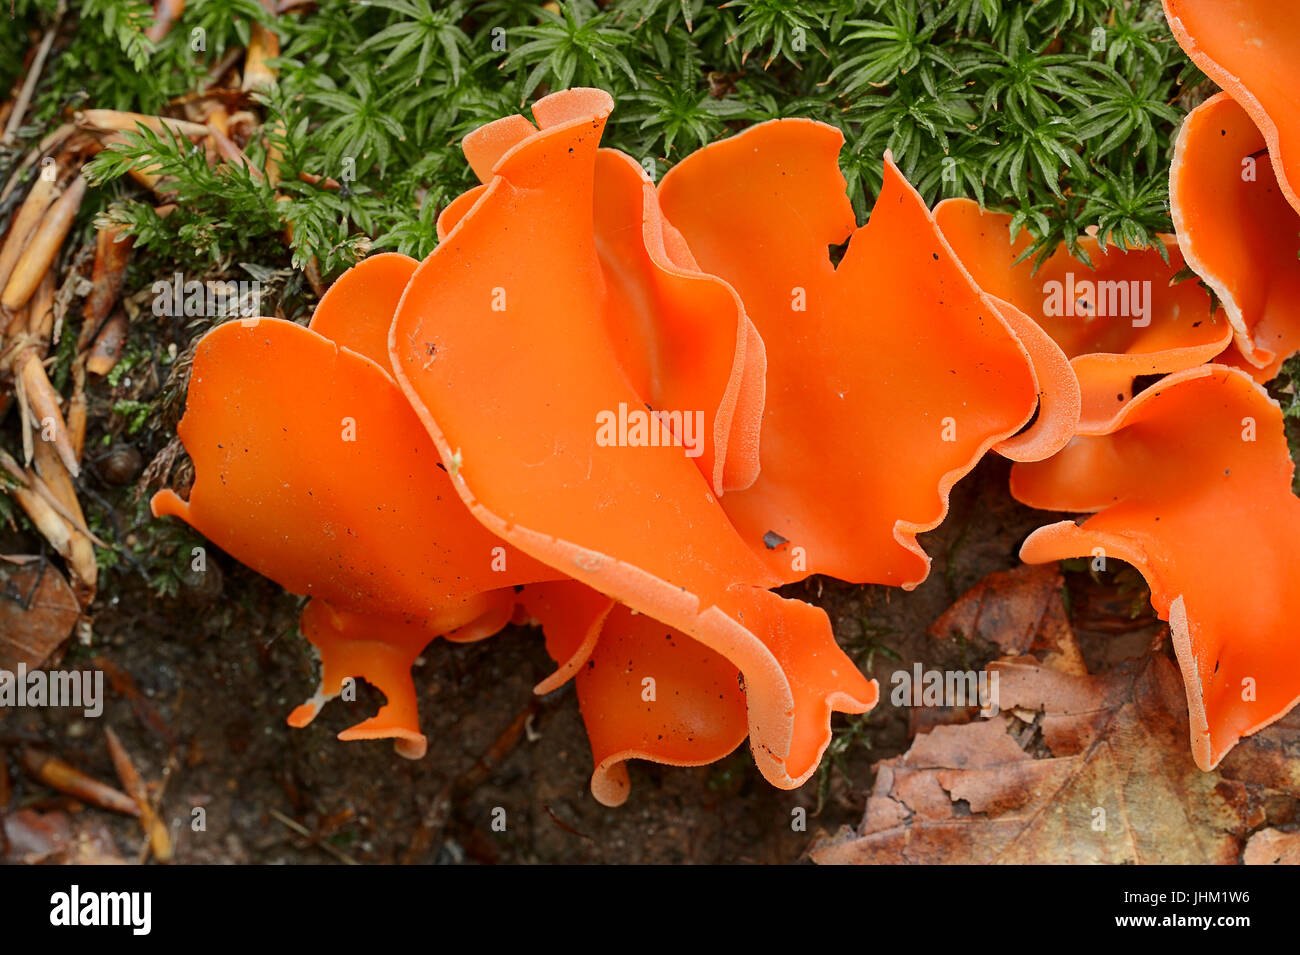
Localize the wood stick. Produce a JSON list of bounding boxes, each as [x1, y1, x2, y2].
[[0, 449, 98, 605], [32, 437, 82, 527], [15, 347, 79, 476], [0, 123, 73, 205], [0, 303, 26, 354], [20, 747, 139, 818], [12, 349, 34, 465], [242, 22, 280, 93], [86, 313, 128, 376], [0, 2, 65, 147], [81, 224, 133, 339], [26, 268, 56, 349], [2, 176, 86, 312], [105, 728, 172, 862], [200, 47, 245, 94], [208, 125, 263, 182], [0, 173, 57, 295], [76, 109, 211, 141], [66, 357, 87, 464], [0, 451, 71, 557], [147, 0, 186, 44]]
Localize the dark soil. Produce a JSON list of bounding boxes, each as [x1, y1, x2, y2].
[[1, 453, 1147, 864]]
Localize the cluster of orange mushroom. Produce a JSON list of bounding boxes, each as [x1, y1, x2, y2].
[[151, 2, 1300, 805]]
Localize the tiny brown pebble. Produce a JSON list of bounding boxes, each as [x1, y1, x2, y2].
[[183, 558, 224, 601], [101, 445, 143, 484]]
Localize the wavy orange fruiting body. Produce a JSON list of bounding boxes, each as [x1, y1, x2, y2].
[[934, 200, 1227, 432], [441, 96, 766, 497], [1170, 92, 1300, 378], [307, 251, 420, 367], [1012, 365, 1300, 770], [1163, 0, 1300, 214], [151, 257, 555, 757], [388, 88, 876, 804], [516, 580, 616, 696], [150, 318, 544, 617], [571, 604, 750, 802], [516, 579, 751, 798], [657, 121, 1065, 588]]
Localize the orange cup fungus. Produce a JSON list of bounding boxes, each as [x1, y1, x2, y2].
[[1163, 0, 1300, 214], [934, 201, 1227, 432], [658, 122, 1075, 588], [1170, 92, 1300, 379], [151, 266, 557, 760], [1164, 0, 1300, 379], [154, 80, 1300, 801], [1013, 365, 1300, 770], [159, 89, 876, 805], [387, 88, 875, 802]]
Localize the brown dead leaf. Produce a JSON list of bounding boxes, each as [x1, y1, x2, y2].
[[814, 654, 1259, 864], [929, 564, 1086, 675], [1217, 709, 1300, 798], [0, 560, 80, 670], [2, 808, 71, 863], [815, 565, 1292, 865], [1243, 828, 1300, 864], [1, 808, 124, 864]]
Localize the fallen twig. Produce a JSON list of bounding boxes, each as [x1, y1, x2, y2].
[[80, 224, 134, 340], [268, 809, 358, 865], [19, 746, 139, 817], [0, 2, 66, 147], [105, 727, 172, 862], [242, 22, 280, 93], [76, 109, 211, 141], [16, 347, 80, 476], [147, 0, 186, 43], [0, 173, 58, 296], [0, 123, 73, 205], [2, 175, 86, 312], [87, 314, 128, 376]]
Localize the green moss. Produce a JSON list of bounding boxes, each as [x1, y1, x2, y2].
[[8, 0, 1199, 277]]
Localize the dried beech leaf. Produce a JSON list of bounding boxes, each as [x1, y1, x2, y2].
[[0, 561, 80, 670], [1243, 828, 1300, 865], [815, 567, 1292, 864]]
